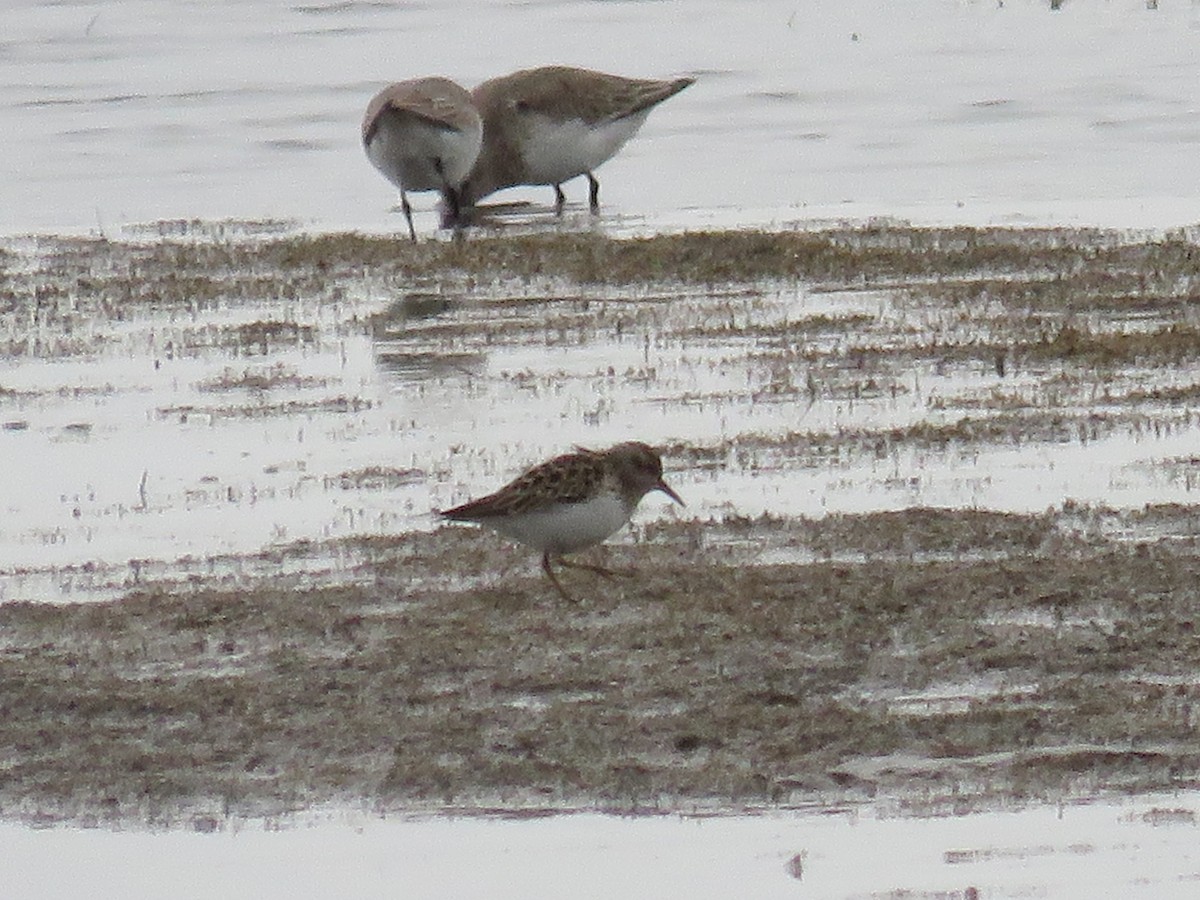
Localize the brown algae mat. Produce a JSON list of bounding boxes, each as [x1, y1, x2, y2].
[[3, 223, 1200, 826]]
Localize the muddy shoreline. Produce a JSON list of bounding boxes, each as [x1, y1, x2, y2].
[[3, 505, 1200, 828], [2, 224, 1200, 827]]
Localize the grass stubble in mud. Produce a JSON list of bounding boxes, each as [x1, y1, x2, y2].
[[2, 223, 1200, 827]]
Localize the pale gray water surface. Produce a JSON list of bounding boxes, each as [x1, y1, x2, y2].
[[6, 3, 1200, 888], [5, 0, 1200, 236], [4, 1, 1200, 587], [5, 793, 1200, 899]]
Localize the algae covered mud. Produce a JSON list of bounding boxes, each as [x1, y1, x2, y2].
[[2, 223, 1200, 828]]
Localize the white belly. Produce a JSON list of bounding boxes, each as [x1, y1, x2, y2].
[[520, 109, 651, 185], [366, 118, 482, 193], [488, 493, 632, 555]]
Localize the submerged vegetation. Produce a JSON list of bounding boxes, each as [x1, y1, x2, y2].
[[3, 222, 1200, 826]]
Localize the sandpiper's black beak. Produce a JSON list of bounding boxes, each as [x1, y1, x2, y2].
[[657, 479, 685, 506]]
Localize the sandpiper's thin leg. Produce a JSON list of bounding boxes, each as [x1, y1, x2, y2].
[[400, 192, 417, 242], [441, 186, 465, 232], [541, 552, 574, 601], [553, 183, 566, 214], [587, 173, 600, 213]]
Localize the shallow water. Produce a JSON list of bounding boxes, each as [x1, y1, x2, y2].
[[5, 0, 1200, 236], [2, 262, 1198, 604], [6, 792, 1200, 899], [6, 1, 1200, 883]]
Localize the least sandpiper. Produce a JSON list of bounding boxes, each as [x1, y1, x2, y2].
[[460, 66, 694, 213], [439, 441, 684, 600], [362, 77, 483, 241]]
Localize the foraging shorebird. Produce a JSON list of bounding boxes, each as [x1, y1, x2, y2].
[[460, 66, 694, 213], [439, 442, 684, 601], [361, 77, 483, 240]]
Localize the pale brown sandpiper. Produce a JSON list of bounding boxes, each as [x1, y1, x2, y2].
[[439, 441, 684, 600], [362, 77, 483, 241], [459, 66, 694, 213]]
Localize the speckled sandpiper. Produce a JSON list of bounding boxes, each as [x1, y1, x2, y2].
[[439, 441, 684, 600]]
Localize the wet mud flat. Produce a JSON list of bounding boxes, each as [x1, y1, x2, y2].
[[2, 222, 1200, 828]]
